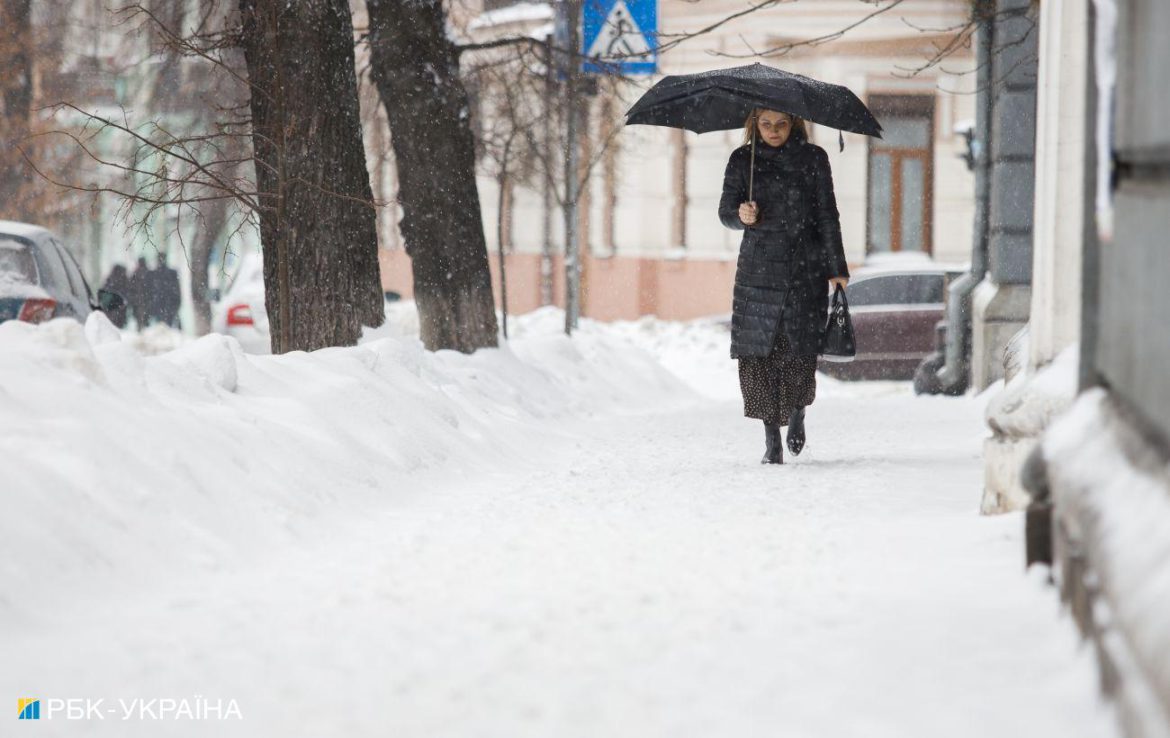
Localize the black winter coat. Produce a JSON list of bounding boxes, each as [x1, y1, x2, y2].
[[718, 132, 849, 359]]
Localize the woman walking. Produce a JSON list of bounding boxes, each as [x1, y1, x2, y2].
[[718, 109, 850, 464]]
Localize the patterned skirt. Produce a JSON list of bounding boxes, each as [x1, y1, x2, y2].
[[737, 325, 818, 426]]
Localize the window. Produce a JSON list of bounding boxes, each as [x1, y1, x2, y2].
[[867, 95, 934, 254], [848, 273, 945, 307], [52, 240, 90, 301], [55, 240, 94, 301], [0, 238, 38, 285], [31, 237, 72, 294], [904, 273, 945, 303]]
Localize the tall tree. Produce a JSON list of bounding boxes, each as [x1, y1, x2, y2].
[[238, 0, 383, 352], [0, 0, 33, 215], [366, 0, 499, 354]]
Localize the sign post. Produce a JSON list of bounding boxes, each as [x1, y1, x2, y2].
[[559, 0, 658, 334]]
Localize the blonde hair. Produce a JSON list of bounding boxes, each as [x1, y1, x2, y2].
[[742, 108, 807, 146]]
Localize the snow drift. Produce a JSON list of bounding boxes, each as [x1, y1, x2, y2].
[[0, 308, 699, 622]]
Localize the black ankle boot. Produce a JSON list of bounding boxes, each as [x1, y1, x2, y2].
[[762, 422, 784, 464], [787, 406, 806, 456]]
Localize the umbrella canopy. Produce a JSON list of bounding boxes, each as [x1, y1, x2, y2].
[[624, 63, 882, 139]]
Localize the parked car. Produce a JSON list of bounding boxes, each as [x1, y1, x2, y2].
[[817, 260, 967, 381], [211, 251, 271, 354], [0, 220, 124, 325]]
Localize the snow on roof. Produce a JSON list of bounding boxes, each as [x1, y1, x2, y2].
[[468, 2, 553, 30], [527, 21, 554, 40], [853, 252, 969, 277], [0, 220, 54, 242]]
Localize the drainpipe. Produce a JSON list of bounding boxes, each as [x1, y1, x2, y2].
[[933, 0, 994, 393]]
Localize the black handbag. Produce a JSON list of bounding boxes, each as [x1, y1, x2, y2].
[[821, 285, 856, 362]]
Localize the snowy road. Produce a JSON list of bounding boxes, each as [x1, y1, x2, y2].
[[7, 378, 1114, 736]]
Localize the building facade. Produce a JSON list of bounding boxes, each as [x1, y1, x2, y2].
[[976, 0, 1170, 733], [373, 0, 977, 321]]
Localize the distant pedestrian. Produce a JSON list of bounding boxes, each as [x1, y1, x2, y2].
[[99, 264, 131, 328], [150, 253, 182, 328], [128, 256, 151, 328]]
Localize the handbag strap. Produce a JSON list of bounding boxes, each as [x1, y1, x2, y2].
[[832, 284, 850, 310], [832, 284, 849, 326]]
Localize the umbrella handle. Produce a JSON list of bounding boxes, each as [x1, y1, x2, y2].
[[748, 125, 756, 204]]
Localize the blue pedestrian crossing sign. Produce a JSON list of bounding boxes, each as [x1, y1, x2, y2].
[[582, 0, 657, 75]]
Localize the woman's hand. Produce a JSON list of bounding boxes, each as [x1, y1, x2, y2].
[[738, 201, 759, 226], [829, 277, 849, 292]]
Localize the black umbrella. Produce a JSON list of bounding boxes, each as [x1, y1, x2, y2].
[[624, 63, 883, 199]]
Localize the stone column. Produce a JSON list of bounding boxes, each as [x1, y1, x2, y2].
[[970, 0, 1040, 390], [1028, 0, 1089, 371]]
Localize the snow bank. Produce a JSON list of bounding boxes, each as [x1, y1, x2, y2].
[[1043, 388, 1170, 732], [986, 343, 1079, 439], [0, 301, 914, 626], [0, 305, 1118, 738], [980, 344, 1082, 513], [125, 322, 190, 355], [0, 308, 698, 622], [497, 306, 915, 403], [504, 307, 740, 401]]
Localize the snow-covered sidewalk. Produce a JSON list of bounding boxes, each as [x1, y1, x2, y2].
[[2, 309, 1115, 737]]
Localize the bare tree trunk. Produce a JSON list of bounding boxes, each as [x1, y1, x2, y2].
[[577, 98, 593, 318], [561, 0, 583, 334], [496, 168, 509, 340], [189, 198, 228, 336], [0, 0, 33, 214], [540, 34, 555, 307], [238, 0, 383, 353], [366, 0, 499, 353]]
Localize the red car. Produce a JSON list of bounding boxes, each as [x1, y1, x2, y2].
[[817, 263, 966, 381]]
